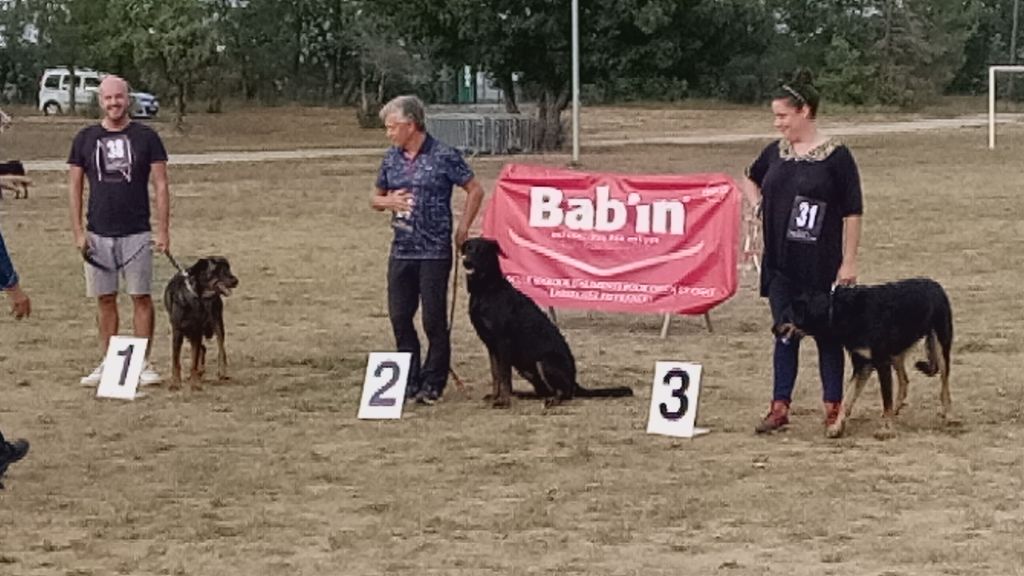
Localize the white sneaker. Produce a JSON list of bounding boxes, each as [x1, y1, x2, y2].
[[80, 363, 103, 386], [140, 363, 162, 386]]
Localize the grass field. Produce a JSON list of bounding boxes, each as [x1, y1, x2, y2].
[[0, 105, 1022, 576]]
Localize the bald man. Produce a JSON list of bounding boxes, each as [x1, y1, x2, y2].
[[68, 74, 171, 386]]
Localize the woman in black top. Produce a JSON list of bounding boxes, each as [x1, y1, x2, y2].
[[744, 72, 864, 438]]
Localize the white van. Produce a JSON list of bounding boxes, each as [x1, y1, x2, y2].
[[38, 68, 160, 118]]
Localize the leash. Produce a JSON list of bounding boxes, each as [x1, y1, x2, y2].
[[79, 241, 147, 273], [447, 252, 468, 395], [162, 249, 198, 295], [163, 249, 187, 276]]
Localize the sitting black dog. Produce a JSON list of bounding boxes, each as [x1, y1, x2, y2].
[[783, 278, 954, 439], [163, 257, 239, 391], [461, 238, 633, 408]]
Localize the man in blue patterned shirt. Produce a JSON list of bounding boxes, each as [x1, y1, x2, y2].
[[372, 95, 484, 404]]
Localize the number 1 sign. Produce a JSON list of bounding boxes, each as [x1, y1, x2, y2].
[[646, 362, 708, 438], [357, 352, 412, 419], [96, 336, 149, 400]]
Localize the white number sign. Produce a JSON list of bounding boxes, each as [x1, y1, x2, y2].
[[357, 352, 412, 419], [646, 362, 708, 438], [96, 336, 149, 400]]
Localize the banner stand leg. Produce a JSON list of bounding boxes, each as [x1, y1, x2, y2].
[[660, 312, 714, 339], [548, 307, 559, 326]]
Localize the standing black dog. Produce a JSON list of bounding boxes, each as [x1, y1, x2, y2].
[[461, 238, 633, 408], [784, 278, 954, 439], [163, 257, 239, 391]]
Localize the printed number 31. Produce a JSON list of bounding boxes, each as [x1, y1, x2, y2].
[[659, 368, 690, 420], [796, 201, 819, 230]]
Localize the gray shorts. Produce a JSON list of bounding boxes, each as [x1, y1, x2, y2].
[[84, 231, 153, 297]]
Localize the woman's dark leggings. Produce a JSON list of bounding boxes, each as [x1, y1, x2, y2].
[[773, 334, 844, 404], [767, 276, 845, 404]]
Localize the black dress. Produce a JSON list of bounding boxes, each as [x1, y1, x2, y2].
[[748, 138, 864, 301]]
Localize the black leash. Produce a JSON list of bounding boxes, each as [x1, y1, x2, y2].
[[447, 250, 468, 395], [80, 241, 148, 273], [80, 246, 111, 272], [163, 250, 187, 276]]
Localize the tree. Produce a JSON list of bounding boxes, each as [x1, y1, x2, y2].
[[115, 0, 220, 128]]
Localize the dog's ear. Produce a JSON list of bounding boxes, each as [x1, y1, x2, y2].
[[187, 258, 211, 278], [479, 237, 506, 258]]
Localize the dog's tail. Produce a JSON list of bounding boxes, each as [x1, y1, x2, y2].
[[575, 385, 634, 398], [914, 331, 942, 377], [915, 289, 954, 378]]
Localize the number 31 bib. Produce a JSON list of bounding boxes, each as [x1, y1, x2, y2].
[[786, 196, 826, 243]]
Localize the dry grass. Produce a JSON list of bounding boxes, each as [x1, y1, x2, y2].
[[0, 106, 1022, 576]]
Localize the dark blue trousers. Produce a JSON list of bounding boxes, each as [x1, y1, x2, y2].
[[387, 258, 451, 396]]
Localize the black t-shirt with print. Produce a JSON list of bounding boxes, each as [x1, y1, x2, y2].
[[68, 122, 168, 237], [747, 138, 863, 296]]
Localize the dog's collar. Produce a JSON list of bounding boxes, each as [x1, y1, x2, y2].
[[181, 272, 198, 297]]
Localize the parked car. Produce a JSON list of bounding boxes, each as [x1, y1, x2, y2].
[[38, 68, 160, 118]]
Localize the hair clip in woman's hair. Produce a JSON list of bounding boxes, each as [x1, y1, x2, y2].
[[781, 84, 806, 105]]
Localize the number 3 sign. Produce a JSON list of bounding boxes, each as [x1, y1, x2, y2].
[[357, 352, 412, 419], [96, 336, 149, 400], [646, 362, 708, 438]]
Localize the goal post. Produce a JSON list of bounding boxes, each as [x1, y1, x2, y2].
[[989, 65, 1024, 149]]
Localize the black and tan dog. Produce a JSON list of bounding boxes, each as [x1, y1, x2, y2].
[[163, 257, 239, 391], [461, 238, 633, 408], [781, 278, 954, 439]]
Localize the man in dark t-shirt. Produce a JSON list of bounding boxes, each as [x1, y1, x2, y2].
[[68, 75, 171, 387], [372, 95, 485, 404]]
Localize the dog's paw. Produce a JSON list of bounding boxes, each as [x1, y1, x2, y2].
[[168, 381, 182, 391], [491, 397, 511, 409], [895, 401, 909, 415]]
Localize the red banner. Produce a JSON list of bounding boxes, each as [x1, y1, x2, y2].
[[481, 164, 740, 315]]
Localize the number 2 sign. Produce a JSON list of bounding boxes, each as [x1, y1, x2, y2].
[[358, 352, 412, 419], [96, 336, 149, 400], [646, 362, 708, 438]]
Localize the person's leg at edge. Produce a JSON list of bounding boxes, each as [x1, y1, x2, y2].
[[388, 258, 423, 398]]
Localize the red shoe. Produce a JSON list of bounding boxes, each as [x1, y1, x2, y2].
[[824, 401, 846, 438], [754, 401, 790, 434]]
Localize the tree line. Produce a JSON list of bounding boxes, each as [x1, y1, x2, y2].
[[0, 0, 1020, 148]]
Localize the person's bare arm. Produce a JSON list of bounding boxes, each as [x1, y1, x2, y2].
[[68, 165, 87, 251], [152, 161, 170, 253], [837, 215, 862, 285], [5, 284, 30, 319], [455, 178, 485, 248], [371, 187, 412, 212]]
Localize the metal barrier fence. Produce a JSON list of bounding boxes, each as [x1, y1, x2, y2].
[[426, 113, 536, 155]]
